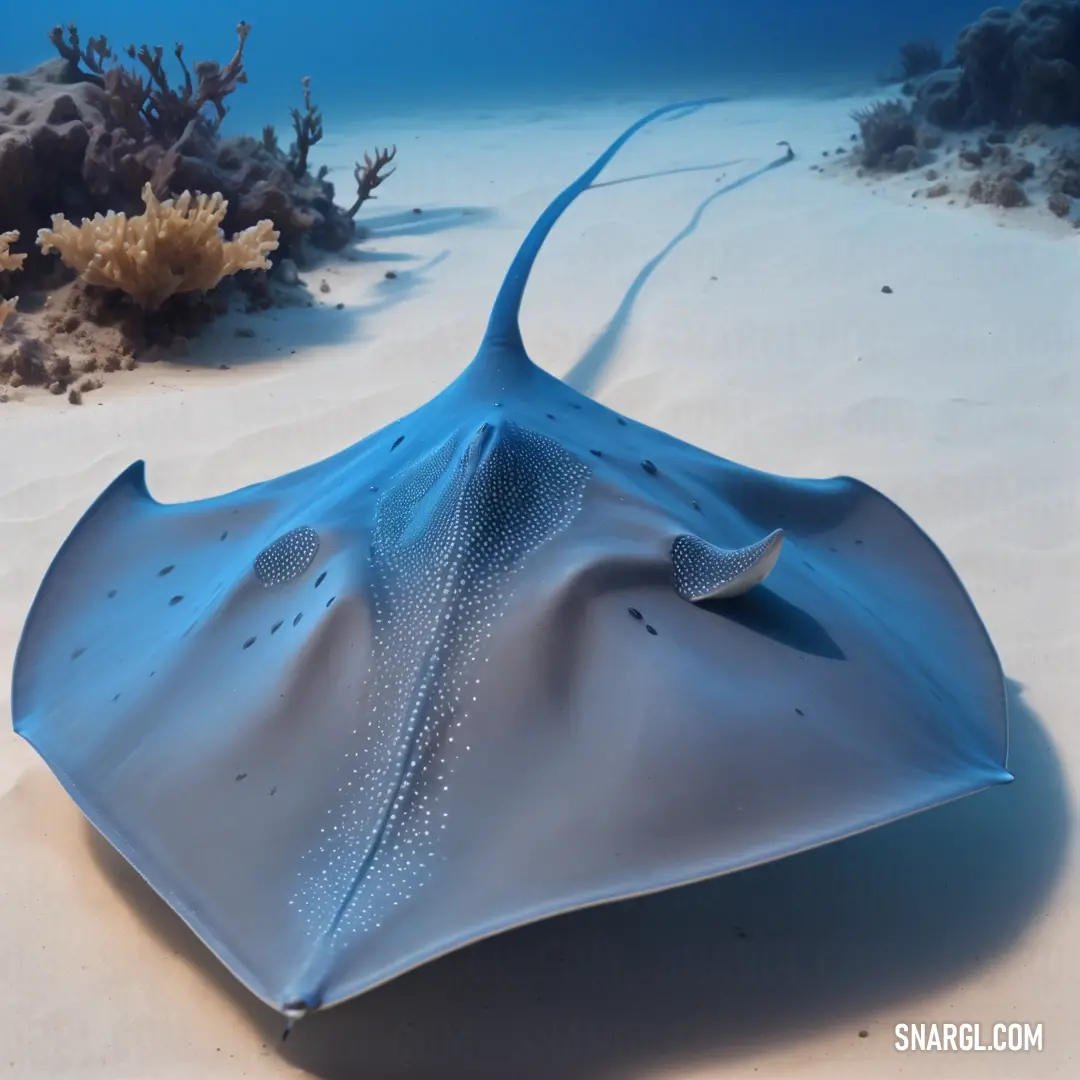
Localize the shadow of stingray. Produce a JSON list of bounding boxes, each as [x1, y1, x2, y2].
[[590, 158, 746, 190], [358, 206, 496, 240], [563, 150, 795, 397], [347, 249, 420, 264], [703, 586, 846, 660], [86, 677, 1068, 1080]]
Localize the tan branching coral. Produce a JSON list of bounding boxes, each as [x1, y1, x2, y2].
[[1, 230, 26, 327], [37, 183, 280, 310]]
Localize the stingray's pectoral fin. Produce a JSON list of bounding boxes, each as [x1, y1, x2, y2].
[[671, 529, 785, 602]]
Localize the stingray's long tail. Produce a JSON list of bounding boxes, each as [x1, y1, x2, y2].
[[480, 97, 731, 352]]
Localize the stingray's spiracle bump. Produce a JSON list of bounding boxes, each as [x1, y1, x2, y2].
[[671, 529, 784, 602], [254, 526, 321, 587]]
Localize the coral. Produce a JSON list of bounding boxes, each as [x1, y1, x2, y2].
[[37, 182, 279, 310], [0, 231, 27, 273], [914, 1, 1080, 128], [0, 230, 26, 327], [851, 100, 917, 168], [0, 18, 399, 399], [348, 146, 397, 217], [1048, 189, 1072, 215], [50, 20, 251, 144], [969, 174, 1030, 207], [899, 38, 944, 79], [0, 19, 394, 287], [1047, 144, 1080, 195], [288, 76, 322, 179]]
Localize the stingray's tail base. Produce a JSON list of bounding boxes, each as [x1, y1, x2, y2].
[[478, 96, 731, 357]]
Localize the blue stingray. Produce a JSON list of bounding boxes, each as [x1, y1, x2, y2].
[[11, 100, 1010, 1020]]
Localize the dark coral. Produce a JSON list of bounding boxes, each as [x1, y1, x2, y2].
[[914, 1, 1080, 128], [851, 100, 918, 169], [287, 76, 322, 180], [348, 146, 397, 217], [899, 37, 944, 79]]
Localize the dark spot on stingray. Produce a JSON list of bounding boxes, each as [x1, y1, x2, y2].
[[854, 538, 864, 545], [590, 449, 602, 457], [235, 773, 247, 782], [243, 636, 256, 649], [859, 1030, 869, 1039], [795, 707, 804, 716], [270, 785, 277, 795], [645, 624, 658, 635], [112, 693, 121, 702], [828, 546, 838, 553], [71, 647, 85, 660], [293, 612, 303, 627], [616, 417, 627, 426], [149, 671, 155, 678], [158, 564, 175, 577], [220, 531, 228, 541], [168, 595, 183, 606], [628, 607, 643, 620], [107, 589, 117, 599], [691, 500, 701, 511], [391, 435, 404, 450], [546, 413, 556, 420], [271, 620, 283, 634], [570, 402, 582, 409], [326, 596, 336, 608], [733, 925, 748, 939], [315, 572, 326, 588], [641, 460, 657, 475]]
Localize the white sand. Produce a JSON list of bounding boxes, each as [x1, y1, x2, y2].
[[0, 90, 1076, 1078]]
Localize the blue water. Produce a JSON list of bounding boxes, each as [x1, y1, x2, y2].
[[2, 2, 986, 129]]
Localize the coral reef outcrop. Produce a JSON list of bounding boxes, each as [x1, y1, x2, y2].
[[0, 22, 397, 284], [913, 1, 1080, 129], [0, 19, 400, 402]]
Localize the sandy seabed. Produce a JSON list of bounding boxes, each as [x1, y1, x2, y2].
[[0, 87, 1076, 1079]]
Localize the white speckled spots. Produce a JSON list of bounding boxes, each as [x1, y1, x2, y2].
[[254, 526, 321, 587], [291, 422, 589, 942], [672, 529, 784, 602]]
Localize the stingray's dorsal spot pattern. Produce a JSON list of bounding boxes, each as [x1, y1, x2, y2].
[[11, 98, 1010, 1019]]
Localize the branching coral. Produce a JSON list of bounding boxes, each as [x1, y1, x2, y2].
[[851, 100, 917, 168], [348, 146, 397, 218], [37, 182, 279, 310], [1, 230, 27, 327], [50, 20, 250, 145], [288, 76, 323, 179]]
